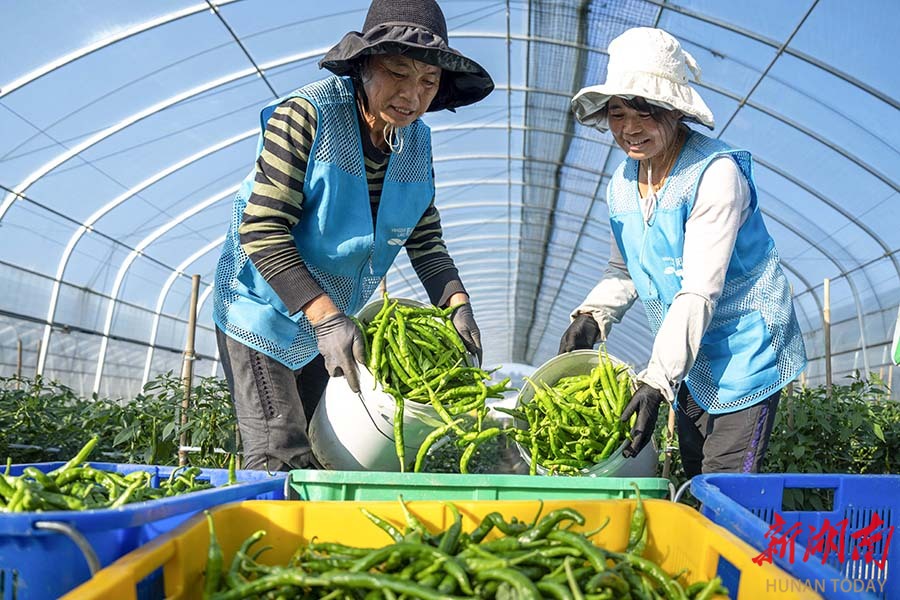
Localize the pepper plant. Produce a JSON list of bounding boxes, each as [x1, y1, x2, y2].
[[0, 373, 237, 467]]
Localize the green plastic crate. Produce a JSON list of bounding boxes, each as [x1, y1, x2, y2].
[[287, 470, 672, 501]]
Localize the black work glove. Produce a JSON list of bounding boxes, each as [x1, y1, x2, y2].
[[558, 313, 601, 354], [450, 303, 483, 365], [312, 313, 366, 393], [619, 383, 666, 458]]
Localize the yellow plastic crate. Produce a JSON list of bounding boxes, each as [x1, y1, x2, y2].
[[64, 499, 821, 599]]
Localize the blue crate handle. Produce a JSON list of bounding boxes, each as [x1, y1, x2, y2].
[[673, 478, 692, 503], [35, 521, 101, 575], [776, 474, 842, 491]]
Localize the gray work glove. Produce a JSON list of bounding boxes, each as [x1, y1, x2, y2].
[[619, 383, 666, 458], [558, 313, 601, 354], [312, 313, 366, 393], [450, 303, 483, 365]]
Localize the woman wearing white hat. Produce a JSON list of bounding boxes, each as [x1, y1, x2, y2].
[[212, 0, 493, 471], [559, 28, 807, 477]]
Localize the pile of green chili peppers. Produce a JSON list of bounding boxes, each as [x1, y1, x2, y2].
[[202, 485, 728, 599], [359, 295, 513, 474], [0, 436, 235, 512], [504, 348, 636, 476]]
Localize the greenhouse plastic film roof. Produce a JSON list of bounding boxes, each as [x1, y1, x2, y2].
[[0, 0, 898, 399]]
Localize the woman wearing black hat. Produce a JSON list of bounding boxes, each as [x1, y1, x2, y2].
[[212, 0, 494, 471]]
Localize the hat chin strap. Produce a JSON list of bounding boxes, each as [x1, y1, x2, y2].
[[383, 123, 405, 154]]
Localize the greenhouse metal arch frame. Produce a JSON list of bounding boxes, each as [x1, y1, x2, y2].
[[0, 0, 897, 399]]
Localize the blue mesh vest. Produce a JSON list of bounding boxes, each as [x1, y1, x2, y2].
[[213, 76, 434, 369], [608, 130, 807, 413]]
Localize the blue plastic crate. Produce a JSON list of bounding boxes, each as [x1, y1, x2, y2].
[[692, 474, 898, 600], [0, 461, 286, 600]]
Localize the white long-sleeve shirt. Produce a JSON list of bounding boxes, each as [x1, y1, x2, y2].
[[574, 156, 751, 403]]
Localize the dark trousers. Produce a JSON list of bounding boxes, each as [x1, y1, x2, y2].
[[675, 384, 780, 479], [216, 327, 329, 472]]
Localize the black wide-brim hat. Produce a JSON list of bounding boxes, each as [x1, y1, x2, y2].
[[319, 0, 494, 112]]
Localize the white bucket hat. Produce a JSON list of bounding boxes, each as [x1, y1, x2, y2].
[[572, 27, 715, 131]]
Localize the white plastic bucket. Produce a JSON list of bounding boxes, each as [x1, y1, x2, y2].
[[514, 349, 658, 477], [308, 365, 443, 471], [308, 297, 442, 472]]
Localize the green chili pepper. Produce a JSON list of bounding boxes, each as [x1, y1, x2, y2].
[[459, 427, 501, 474], [393, 395, 406, 472], [609, 551, 687, 600], [597, 433, 621, 461], [562, 557, 586, 600], [36, 489, 85, 510], [349, 543, 473, 595], [693, 576, 725, 600], [349, 315, 370, 363], [545, 530, 607, 572], [47, 436, 98, 478], [439, 503, 463, 555], [226, 453, 237, 486], [518, 509, 586, 544], [385, 332, 415, 384], [360, 508, 405, 543], [397, 495, 429, 539], [0, 473, 18, 500], [537, 581, 575, 600], [23, 467, 57, 491], [474, 568, 541, 600], [414, 419, 462, 473], [203, 512, 224, 597], [626, 482, 648, 556], [369, 299, 396, 374], [109, 479, 143, 508]]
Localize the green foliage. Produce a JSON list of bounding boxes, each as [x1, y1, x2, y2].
[[654, 374, 899, 507], [762, 373, 899, 511], [0, 373, 237, 468], [765, 373, 898, 476]]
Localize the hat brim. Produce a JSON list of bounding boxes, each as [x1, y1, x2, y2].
[[571, 78, 715, 131], [319, 24, 494, 112]]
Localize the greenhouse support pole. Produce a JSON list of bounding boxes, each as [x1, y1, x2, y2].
[[16, 337, 22, 388], [824, 278, 832, 398], [178, 274, 201, 466], [34, 338, 41, 379]]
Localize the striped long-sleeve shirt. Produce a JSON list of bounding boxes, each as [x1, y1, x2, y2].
[[238, 96, 465, 315]]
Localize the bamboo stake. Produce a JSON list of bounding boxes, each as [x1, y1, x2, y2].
[[661, 404, 676, 480], [823, 278, 832, 398], [178, 275, 201, 466]]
